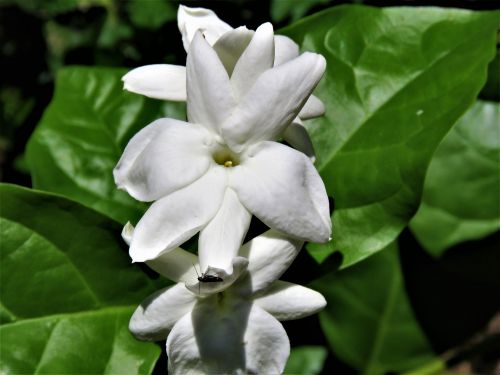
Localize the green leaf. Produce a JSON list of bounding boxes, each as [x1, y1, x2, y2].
[[410, 100, 500, 256], [0, 184, 164, 374], [313, 243, 435, 375], [284, 346, 327, 375], [126, 0, 176, 30], [271, 0, 328, 23], [26, 66, 186, 224], [281, 6, 498, 267]]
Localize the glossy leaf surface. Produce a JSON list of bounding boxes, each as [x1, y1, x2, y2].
[[26, 67, 186, 224], [0, 184, 163, 374], [281, 6, 498, 267], [313, 243, 435, 375], [410, 100, 500, 256]]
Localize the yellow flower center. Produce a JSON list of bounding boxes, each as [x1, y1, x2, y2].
[[213, 147, 239, 168]]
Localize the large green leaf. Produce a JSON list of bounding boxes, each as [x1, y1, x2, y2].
[[0, 184, 164, 374], [313, 243, 435, 375], [281, 6, 498, 267], [26, 67, 186, 224], [410, 100, 500, 256]]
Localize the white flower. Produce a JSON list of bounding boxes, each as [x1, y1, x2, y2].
[[124, 225, 326, 375], [122, 5, 325, 161], [114, 24, 331, 272]]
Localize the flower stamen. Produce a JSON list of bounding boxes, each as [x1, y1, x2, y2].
[[213, 146, 239, 168]]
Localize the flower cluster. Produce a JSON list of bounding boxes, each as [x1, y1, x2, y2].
[[115, 5, 332, 374]]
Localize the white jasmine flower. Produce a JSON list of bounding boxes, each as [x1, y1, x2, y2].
[[122, 5, 324, 161], [114, 25, 331, 272], [124, 225, 326, 375]]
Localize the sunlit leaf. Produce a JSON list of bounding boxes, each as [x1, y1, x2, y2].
[[0, 184, 164, 374], [281, 6, 498, 267]]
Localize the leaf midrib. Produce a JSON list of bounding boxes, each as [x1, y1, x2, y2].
[[362, 265, 400, 375], [319, 17, 492, 173], [1, 217, 102, 309], [0, 305, 135, 329]]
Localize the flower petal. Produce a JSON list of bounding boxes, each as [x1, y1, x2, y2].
[[254, 280, 326, 321], [187, 32, 236, 134], [244, 304, 290, 375], [213, 26, 254, 76], [222, 52, 326, 151], [129, 283, 196, 341], [185, 257, 248, 296], [121, 221, 134, 245], [283, 119, 316, 162], [299, 94, 325, 119], [146, 247, 198, 284], [130, 167, 226, 262], [122, 64, 186, 101], [231, 142, 331, 242], [274, 35, 299, 66], [198, 188, 251, 273], [167, 297, 252, 374], [231, 22, 275, 100], [114, 119, 213, 202], [177, 5, 232, 51], [237, 230, 303, 295], [124, 221, 200, 284]]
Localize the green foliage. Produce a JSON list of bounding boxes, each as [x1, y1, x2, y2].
[[283, 346, 327, 375], [26, 67, 186, 224], [410, 100, 500, 256], [0, 184, 164, 374], [126, 0, 176, 30], [313, 243, 436, 375], [281, 6, 498, 268], [271, 0, 329, 23]]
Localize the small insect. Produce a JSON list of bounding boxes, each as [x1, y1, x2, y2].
[[192, 264, 223, 294]]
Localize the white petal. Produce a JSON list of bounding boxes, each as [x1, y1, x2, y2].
[[231, 142, 331, 242], [299, 94, 325, 119], [122, 64, 186, 101], [129, 283, 196, 341], [167, 298, 253, 374], [166, 313, 204, 375], [283, 119, 316, 162], [235, 230, 302, 295], [121, 221, 134, 245], [185, 257, 248, 296], [231, 22, 275, 99], [213, 26, 254, 76], [222, 52, 326, 151], [146, 247, 198, 284], [114, 119, 213, 202], [198, 188, 251, 273], [244, 304, 290, 375], [254, 280, 326, 321], [274, 35, 299, 66], [130, 167, 226, 262], [177, 5, 232, 51], [187, 32, 236, 134]]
